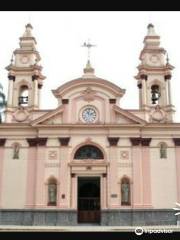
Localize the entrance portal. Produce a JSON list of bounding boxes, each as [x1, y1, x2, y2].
[[78, 177, 100, 223]]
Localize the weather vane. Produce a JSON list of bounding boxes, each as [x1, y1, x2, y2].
[[166, 53, 169, 65], [82, 39, 96, 61]]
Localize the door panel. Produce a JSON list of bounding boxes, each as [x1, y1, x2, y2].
[[78, 177, 101, 223]]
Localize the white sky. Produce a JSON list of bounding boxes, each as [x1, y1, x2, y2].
[[0, 11, 180, 121]]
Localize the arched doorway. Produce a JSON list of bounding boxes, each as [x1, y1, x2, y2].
[[74, 144, 104, 223], [78, 177, 100, 223]]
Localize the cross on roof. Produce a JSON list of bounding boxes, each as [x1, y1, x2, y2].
[[82, 39, 96, 61]]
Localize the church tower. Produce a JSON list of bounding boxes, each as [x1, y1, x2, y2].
[[5, 24, 46, 122], [135, 24, 175, 122]]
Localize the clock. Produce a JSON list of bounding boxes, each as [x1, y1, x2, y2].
[[82, 107, 97, 123], [20, 56, 29, 64], [149, 55, 160, 65]]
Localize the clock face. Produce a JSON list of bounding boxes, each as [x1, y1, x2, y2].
[[82, 107, 97, 123], [149, 55, 160, 65], [20, 56, 29, 64]]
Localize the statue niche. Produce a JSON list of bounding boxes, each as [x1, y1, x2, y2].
[[48, 178, 57, 206], [121, 177, 130, 205], [13, 143, 20, 159]]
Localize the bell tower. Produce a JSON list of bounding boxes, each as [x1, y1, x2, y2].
[[135, 24, 175, 122], [5, 23, 46, 122]]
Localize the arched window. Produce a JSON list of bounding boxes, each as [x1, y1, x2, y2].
[[160, 143, 167, 158], [48, 178, 57, 206], [19, 85, 28, 106], [151, 84, 161, 105], [121, 177, 130, 206], [74, 145, 104, 159]]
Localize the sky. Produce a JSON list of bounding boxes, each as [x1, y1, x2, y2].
[[0, 11, 180, 121]]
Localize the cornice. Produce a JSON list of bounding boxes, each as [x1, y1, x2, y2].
[[69, 161, 109, 167], [2, 122, 180, 129]]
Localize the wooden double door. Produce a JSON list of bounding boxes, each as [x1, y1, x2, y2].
[[78, 177, 101, 223]]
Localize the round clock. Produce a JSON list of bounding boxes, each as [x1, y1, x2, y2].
[[149, 55, 160, 65], [20, 56, 29, 64], [82, 107, 97, 123]]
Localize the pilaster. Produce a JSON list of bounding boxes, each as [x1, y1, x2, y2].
[[0, 139, 6, 207], [107, 137, 120, 208], [173, 138, 180, 203]]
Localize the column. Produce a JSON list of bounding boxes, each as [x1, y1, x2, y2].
[[35, 138, 47, 208], [7, 76, 15, 107], [173, 138, 180, 203], [38, 84, 42, 108], [33, 79, 38, 108], [107, 137, 120, 208], [70, 173, 77, 209], [130, 138, 143, 208], [101, 173, 107, 209], [58, 138, 70, 208], [0, 139, 6, 207], [137, 83, 142, 108], [141, 138, 152, 207], [141, 76, 147, 106], [168, 79, 172, 105], [25, 138, 38, 208]]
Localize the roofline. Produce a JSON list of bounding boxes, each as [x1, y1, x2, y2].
[[52, 77, 125, 98]]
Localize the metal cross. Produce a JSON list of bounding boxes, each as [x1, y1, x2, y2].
[[82, 39, 96, 61]]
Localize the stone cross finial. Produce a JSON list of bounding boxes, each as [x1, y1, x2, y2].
[[82, 39, 96, 61]]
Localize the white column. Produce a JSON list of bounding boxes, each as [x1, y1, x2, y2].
[[168, 80, 172, 105], [142, 80, 147, 106], [33, 79, 38, 108], [7, 80, 13, 107], [38, 87, 41, 108]]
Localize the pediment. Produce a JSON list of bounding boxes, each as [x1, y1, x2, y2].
[[52, 77, 126, 99], [31, 105, 64, 126], [113, 105, 147, 125]]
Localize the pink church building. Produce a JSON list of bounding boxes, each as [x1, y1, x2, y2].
[[0, 23, 179, 226]]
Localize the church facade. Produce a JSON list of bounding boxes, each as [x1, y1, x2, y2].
[[0, 23, 179, 226]]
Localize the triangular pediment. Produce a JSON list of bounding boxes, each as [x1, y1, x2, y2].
[[31, 105, 64, 126], [113, 105, 147, 125]]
